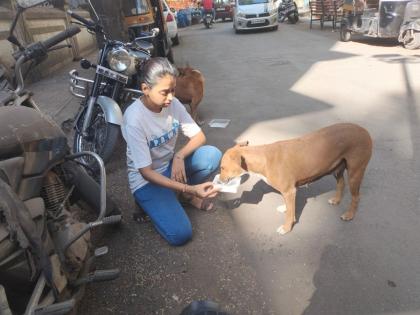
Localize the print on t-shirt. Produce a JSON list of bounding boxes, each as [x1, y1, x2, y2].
[[149, 120, 180, 149]]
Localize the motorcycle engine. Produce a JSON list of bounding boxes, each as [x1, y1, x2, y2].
[[41, 171, 90, 281]]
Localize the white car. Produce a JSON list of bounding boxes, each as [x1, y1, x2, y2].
[[162, 0, 179, 45], [233, 0, 279, 33]]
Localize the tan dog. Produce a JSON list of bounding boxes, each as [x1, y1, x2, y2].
[[220, 123, 373, 235], [175, 67, 205, 124]]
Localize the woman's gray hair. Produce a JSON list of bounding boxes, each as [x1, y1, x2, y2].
[[140, 57, 178, 87]]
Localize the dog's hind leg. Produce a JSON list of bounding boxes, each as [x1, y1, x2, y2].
[[340, 164, 367, 221], [328, 160, 346, 205], [190, 96, 204, 125], [276, 188, 296, 235]]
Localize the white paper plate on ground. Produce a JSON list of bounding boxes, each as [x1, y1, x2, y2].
[[212, 174, 241, 193], [208, 119, 230, 128]]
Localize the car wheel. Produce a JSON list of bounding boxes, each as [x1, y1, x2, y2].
[[171, 34, 179, 46], [234, 23, 240, 34], [288, 12, 298, 24]]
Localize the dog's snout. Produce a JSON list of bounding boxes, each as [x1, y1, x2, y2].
[[218, 175, 229, 184]]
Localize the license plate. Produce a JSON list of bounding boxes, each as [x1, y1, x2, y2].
[[251, 18, 265, 24], [96, 65, 128, 84], [216, 8, 225, 11]]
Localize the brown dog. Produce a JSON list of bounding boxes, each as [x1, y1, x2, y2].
[[175, 67, 205, 124], [219, 123, 373, 235]]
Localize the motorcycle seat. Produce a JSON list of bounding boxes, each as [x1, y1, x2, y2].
[[0, 106, 66, 162]]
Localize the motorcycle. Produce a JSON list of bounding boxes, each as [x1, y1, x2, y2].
[[278, 0, 299, 24], [67, 0, 158, 168], [0, 1, 121, 314], [203, 10, 215, 28]]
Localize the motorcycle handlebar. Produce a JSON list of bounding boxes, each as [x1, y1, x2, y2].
[[41, 25, 81, 50], [14, 25, 80, 96], [67, 10, 97, 30]]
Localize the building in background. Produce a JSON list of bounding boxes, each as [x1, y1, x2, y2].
[[166, 0, 197, 10], [0, 0, 96, 80]]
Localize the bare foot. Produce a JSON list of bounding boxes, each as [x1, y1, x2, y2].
[[189, 196, 214, 211]]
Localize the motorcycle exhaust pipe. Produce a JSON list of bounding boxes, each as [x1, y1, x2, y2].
[[61, 160, 121, 217]]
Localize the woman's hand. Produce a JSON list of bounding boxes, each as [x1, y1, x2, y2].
[[190, 182, 219, 199], [171, 154, 187, 183]]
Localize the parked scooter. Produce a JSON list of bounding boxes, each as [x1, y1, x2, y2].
[[67, 0, 158, 168], [278, 0, 299, 23], [203, 10, 215, 28], [0, 1, 121, 314]]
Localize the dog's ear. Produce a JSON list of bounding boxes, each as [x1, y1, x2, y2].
[[176, 67, 184, 76], [240, 155, 248, 171], [235, 140, 249, 147]]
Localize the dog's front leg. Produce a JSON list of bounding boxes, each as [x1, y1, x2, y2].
[[191, 107, 204, 126], [276, 188, 296, 235]]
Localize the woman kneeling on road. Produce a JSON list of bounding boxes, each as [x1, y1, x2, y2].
[[121, 57, 222, 246]]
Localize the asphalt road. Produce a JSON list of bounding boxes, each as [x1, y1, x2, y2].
[[31, 18, 420, 315]]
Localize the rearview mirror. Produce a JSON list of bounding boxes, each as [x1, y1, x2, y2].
[[16, 0, 47, 8]]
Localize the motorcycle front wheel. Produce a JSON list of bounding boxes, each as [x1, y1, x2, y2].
[[73, 104, 120, 169], [288, 12, 299, 24], [340, 24, 352, 42]]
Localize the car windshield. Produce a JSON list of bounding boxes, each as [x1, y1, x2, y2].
[[238, 0, 268, 4], [122, 0, 151, 16]]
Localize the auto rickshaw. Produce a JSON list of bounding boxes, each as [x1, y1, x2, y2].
[[340, 0, 420, 49], [122, 0, 174, 61]]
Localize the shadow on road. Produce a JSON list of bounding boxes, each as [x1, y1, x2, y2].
[[75, 21, 420, 315]]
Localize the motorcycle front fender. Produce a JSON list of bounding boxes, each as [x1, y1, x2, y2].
[[96, 96, 123, 126]]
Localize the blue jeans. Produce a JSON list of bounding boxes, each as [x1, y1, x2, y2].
[[133, 145, 222, 246]]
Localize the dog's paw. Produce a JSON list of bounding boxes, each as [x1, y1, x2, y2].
[[328, 197, 341, 205], [276, 225, 290, 235], [340, 211, 354, 221], [276, 204, 287, 213]]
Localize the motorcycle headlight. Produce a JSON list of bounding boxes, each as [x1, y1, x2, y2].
[[124, 49, 151, 76], [107, 47, 131, 72]]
